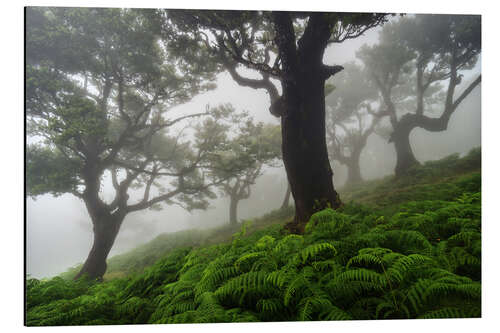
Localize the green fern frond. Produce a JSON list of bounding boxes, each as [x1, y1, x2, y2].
[[255, 235, 276, 250], [375, 301, 395, 319], [319, 305, 352, 321], [256, 297, 284, 314], [312, 259, 342, 273], [299, 242, 337, 265], [297, 297, 315, 321], [418, 307, 467, 319], [234, 251, 267, 272], [357, 247, 393, 257], [305, 209, 337, 232], [195, 291, 219, 309], [405, 278, 432, 313], [386, 254, 433, 283], [446, 247, 481, 272], [196, 266, 239, 295], [225, 308, 260, 322], [297, 296, 334, 321], [116, 296, 151, 320], [448, 231, 480, 248], [346, 253, 383, 269], [424, 282, 481, 302], [335, 268, 385, 286], [274, 234, 304, 251], [380, 252, 405, 266], [266, 269, 295, 288], [215, 271, 273, 305], [284, 267, 315, 306], [382, 230, 432, 254]]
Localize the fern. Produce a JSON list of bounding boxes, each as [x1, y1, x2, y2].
[[234, 251, 267, 272], [335, 268, 386, 288], [448, 231, 480, 248], [215, 271, 275, 307], [382, 230, 432, 255], [424, 281, 481, 301], [26, 155, 482, 325], [347, 253, 383, 270], [418, 307, 468, 319], [298, 242, 337, 265], [283, 267, 315, 306], [319, 305, 353, 321], [254, 235, 276, 250]]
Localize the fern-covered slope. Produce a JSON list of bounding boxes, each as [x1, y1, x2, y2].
[[26, 149, 481, 325]]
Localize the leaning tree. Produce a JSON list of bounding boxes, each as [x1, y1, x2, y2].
[[325, 62, 387, 186], [26, 8, 230, 280], [358, 15, 481, 177], [163, 10, 389, 232]]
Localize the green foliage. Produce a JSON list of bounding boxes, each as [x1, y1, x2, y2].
[[324, 62, 381, 184], [26, 151, 481, 325], [357, 15, 480, 176], [340, 148, 481, 210], [206, 106, 282, 224], [26, 145, 81, 197], [26, 8, 232, 280]]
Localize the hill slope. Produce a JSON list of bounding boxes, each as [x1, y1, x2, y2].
[[26, 148, 481, 325]]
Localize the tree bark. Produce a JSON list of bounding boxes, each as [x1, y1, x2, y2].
[[345, 153, 363, 187], [280, 69, 342, 233], [390, 117, 420, 177], [74, 167, 126, 281], [271, 13, 343, 234], [74, 213, 123, 280], [393, 135, 419, 177], [280, 183, 291, 209], [229, 195, 239, 226]]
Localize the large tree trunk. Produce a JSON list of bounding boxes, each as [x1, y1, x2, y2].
[[280, 183, 291, 209], [269, 12, 344, 234], [391, 119, 419, 177], [74, 213, 123, 281], [229, 195, 239, 226], [345, 154, 362, 187], [281, 68, 342, 234], [74, 171, 125, 281]]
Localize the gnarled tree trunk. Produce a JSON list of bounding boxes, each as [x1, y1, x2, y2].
[[393, 130, 419, 177], [280, 68, 342, 233], [272, 12, 342, 234], [74, 171, 126, 281], [74, 215, 123, 280], [229, 195, 239, 226], [390, 115, 420, 177]]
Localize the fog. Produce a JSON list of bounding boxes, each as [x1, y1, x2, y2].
[[26, 14, 481, 279], [332, 84, 481, 186]]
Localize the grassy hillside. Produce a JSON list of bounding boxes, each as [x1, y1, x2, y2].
[[58, 206, 296, 280], [26, 148, 481, 325]]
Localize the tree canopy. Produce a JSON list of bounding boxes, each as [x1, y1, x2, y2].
[[162, 10, 388, 115], [357, 14, 481, 176], [207, 107, 282, 224], [161, 10, 389, 232], [26, 7, 235, 279], [26, 7, 226, 210], [325, 62, 386, 185]]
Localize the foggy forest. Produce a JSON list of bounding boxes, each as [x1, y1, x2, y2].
[[25, 7, 481, 325]]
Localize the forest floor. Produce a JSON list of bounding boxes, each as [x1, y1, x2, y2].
[[26, 148, 481, 325]]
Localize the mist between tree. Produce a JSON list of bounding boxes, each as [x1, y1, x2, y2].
[[25, 8, 480, 281]]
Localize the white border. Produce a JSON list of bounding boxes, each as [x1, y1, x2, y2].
[[4, 0, 499, 332]]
